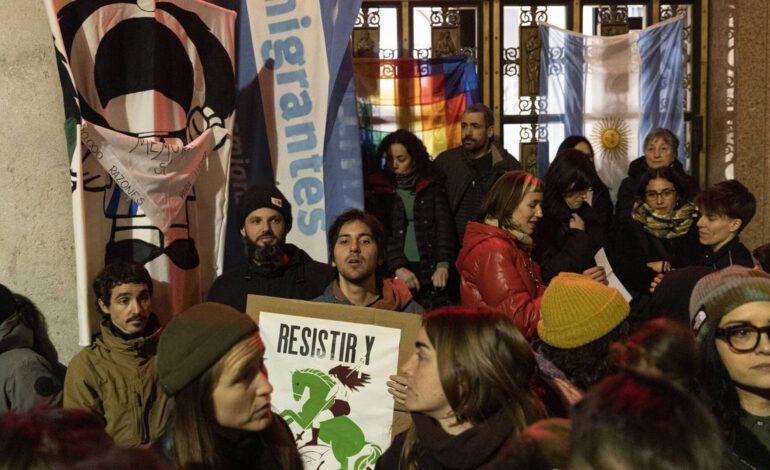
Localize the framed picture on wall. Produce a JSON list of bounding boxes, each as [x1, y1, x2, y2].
[[353, 27, 379, 58], [432, 26, 460, 58]]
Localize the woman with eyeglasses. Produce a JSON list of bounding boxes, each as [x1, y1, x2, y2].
[[689, 266, 770, 470], [534, 148, 611, 285], [613, 166, 705, 299]]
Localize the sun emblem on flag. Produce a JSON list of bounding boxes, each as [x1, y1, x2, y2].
[[591, 117, 631, 162]]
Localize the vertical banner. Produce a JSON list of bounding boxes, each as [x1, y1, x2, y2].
[[538, 18, 684, 197], [44, 0, 236, 342], [235, 0, 364, 264], [260, 312, 399, 469], [354, 57, 481, 172]]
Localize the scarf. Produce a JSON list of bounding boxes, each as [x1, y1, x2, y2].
[[394, 168, 419, 190], [632, 201, 696, 239], [484, 217, 533, 247]]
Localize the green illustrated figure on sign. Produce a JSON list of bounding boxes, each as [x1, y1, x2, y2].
[[280, 365, 382, 470]]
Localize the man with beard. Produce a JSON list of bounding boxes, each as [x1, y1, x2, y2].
[[208, 185, 333, 312], [434, 103, 522, 244], [314, 209, 423, 313], [64, 261, 170, 446]]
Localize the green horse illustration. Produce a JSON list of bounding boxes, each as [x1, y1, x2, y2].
[[280, 367, 382, 470]]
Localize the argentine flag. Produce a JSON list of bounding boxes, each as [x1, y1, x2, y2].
[[538, 18, 685, 198]]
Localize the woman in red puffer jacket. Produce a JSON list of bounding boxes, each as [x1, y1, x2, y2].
[[456, 171, 544, 338]]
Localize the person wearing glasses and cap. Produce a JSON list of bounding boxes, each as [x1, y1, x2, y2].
[[690, 266, 770, 470]]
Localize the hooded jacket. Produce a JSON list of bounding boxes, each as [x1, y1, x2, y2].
[[64, 316, 170, 446], [314, 278, 424, 314], [0, 313, 62, 412], [456, 222, 543, 338], [208, 243, 334, 312]]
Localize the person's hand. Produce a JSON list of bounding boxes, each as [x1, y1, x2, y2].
[[583, 265, 607, 284], [431, 267, 449, 289], [395, 267, 420, 291], [646, 261, 663, 273], [569, 213, 585, 231], [650, 272, 665, 293], [386, 374, 409, 406]]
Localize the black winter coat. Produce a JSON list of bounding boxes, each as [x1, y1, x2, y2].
[[534, 201, 607, 285], [207, 244, 334, 312], [614, 216, 706, 296], [366, 169, 456, 289], [614, 157, 699, 232], [701, 236, 755, 269]]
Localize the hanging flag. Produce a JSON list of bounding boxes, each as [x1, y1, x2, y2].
[[538, 18, 684, 196], [44, 0, 236, 343], [230, 0, 364, 265], [354, 56, 481, 171]]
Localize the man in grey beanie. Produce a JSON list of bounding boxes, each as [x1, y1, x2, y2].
[[208, 184, 333, 312]]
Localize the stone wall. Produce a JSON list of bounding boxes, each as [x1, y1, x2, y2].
[[0, 1, 79, 362]]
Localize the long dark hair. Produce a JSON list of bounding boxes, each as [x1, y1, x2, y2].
[[542, 149, 607, 222], [376, 129, 432, 176], [557, 135, 595, 159]]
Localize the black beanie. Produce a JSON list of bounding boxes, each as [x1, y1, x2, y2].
[[157, 302, 258, 396], [0, 284, 14, 324], [237, 185, 292, 231]]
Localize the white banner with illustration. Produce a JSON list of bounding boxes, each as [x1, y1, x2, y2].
[[260, 312, 400, 469]]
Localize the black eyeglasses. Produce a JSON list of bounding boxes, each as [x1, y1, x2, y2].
[[716, 324, 770, 352]]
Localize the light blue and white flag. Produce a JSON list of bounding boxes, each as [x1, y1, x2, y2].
[[538, 18, 684, 197], [228, 0, 364, 265]]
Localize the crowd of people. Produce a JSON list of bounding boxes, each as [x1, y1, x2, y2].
[[2, 103, 770, 469]]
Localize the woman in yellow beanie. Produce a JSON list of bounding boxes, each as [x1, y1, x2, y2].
[[455, 171, 545, 338]]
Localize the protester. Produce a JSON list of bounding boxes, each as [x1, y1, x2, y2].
[[536, 273, 630, 390], [754, 242, 770, 272], [156, 302, 301, 469], [534, 148, 609, 285], [570, 372, 727, 470], [366, 129, 456, 309], [315, 209, 424, 313], [0, 284, 63, 412], [64, 261, 169, 446], [690, 266, 770, 469], [695, 179, 756, 269], [434, 104, 522, 245], [555, 135, 614, 230], [456, 171, 544, 337], [208, 184, 334, 312], [380, 307, 547, 469], [614, 128, 698, 229], [614, 166, 705, 297]]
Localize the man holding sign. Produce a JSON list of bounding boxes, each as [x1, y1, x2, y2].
[[315, 210, 423, 313]]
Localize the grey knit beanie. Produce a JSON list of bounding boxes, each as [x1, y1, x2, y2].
[[688, 266, 770, 342], [158, 302, 258, 396]]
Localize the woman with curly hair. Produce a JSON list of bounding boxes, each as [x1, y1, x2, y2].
[[366, 129, 456, 308], [380, 307, 547, 469], [613, 166, 705, 298]]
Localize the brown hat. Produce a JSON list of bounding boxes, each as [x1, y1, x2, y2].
[[158, 302, 257, 396]]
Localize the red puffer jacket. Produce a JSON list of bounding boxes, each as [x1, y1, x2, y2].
[[456, 221, 544, 338]]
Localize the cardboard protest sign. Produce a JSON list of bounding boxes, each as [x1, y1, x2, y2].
[[246, 296, 422, 469]]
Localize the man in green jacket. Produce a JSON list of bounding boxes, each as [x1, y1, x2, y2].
[[64, 261, 169, 446]]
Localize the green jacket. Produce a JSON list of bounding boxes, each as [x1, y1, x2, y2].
[[64, 316, 169, 446]]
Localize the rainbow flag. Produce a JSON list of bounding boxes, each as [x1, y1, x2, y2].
[[354, 57, 480, 170]]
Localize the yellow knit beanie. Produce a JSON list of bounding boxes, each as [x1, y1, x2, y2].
[[537, 273, 630, 348]]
